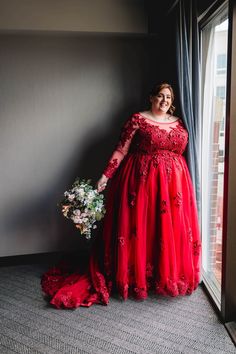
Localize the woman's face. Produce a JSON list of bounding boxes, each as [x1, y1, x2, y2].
[[151, 88, 173, 114]]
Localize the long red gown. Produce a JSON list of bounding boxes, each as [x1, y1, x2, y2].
[[41, 113, 202, 308]]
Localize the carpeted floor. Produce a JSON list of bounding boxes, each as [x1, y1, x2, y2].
[[0, 264, 235, 354]]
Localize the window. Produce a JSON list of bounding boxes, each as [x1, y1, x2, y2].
[[216, 86, 226, 99], [201, 14, 228, 308], [217, 54, 227, 74]]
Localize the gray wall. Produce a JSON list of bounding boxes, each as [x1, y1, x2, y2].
[[0, 0, 147, 33], [0, 33, 150, 256]]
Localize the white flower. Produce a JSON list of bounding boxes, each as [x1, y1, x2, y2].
[[77, 188, 85, 196], [68, 194, 75, 202], [72, 216, 82, 224], [73, 209, 81, 216]]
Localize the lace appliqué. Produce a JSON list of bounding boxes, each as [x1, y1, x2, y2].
[[118, 236, 125, 246], [137, 117, 188, 155], [133, 287, 147, 300], [139, 156, 149, 180], [173, 192, 183, 207], [117, 283, 147, 300], [160, 200, 168, 213], [188, 227, 193, 242], [103, 158, 118, 178], [92, 271, 110, 304], [117, 274, 199, 300], [193, 240, 201, 256], [103, 114, 140, 178], [138, 151, 182, 182], [103, 114, 188, 181], [133, 117, 188, 181], [155, 277, 197, 296], [117, 263, 154, 300], [118, 115, 140, 148], [153, 152, 182, 181]]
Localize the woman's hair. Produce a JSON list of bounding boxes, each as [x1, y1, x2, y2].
[[150, 82, 176, 115]]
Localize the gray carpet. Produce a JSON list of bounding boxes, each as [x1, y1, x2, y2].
[[0, 264, 235, 354]]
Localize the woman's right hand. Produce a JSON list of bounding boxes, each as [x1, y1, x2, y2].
[[96, 174, 109, 193]]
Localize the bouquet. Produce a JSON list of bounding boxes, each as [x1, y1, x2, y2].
[[60, 178, 106, 239]]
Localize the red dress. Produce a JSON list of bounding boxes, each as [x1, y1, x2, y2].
[[41, 113, 202, 308]]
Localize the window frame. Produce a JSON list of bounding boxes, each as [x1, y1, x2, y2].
[[199, 0, 236, 344]]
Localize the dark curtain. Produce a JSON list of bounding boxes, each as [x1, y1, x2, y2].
[[173, 0, 201, 210]]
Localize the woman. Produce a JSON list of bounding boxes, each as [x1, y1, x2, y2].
[[41, 83, 201, 308]]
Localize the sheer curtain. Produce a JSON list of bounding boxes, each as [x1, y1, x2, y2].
[[200, 14, 228, 295], [201, 24, 215, 270]]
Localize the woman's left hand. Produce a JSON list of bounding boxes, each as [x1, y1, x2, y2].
[[96, 174, 109, 193]]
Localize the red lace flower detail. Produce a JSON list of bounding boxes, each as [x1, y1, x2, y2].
[[152, 151, 182, 181], [155, 278, 195, 296], [173, 192, 182, 207], [103, 158, 118, 178], [160, 200, 168, 213], [188, 227, 193, 242], [102, 114, 140, 178], [119, 115, 140, 148], [193, 240, 201, 256], [93, 271, 109, 304], [118, 236, 125, 246], [133, 287, 147, 300], [139, 156, 150, 180], [177, 279, 189, 295], [146, 263, 154, 278]]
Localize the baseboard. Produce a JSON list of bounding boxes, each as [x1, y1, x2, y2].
[[0, 250, 89, 267], [225, 322, 236, 346]]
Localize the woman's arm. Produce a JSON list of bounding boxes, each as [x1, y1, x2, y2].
[[96, 114, 139, 192]]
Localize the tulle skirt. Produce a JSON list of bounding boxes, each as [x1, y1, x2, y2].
[[41, 151, 201, 308]]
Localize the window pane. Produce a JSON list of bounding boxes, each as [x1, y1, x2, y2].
[[216, 86, 226, 99], [217, 54, 226, 68]]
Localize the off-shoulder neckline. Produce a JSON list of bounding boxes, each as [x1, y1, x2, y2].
[[137, 112, 180, 124]]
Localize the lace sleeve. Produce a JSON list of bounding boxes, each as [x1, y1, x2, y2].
[[102, 114, 140, 178]]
